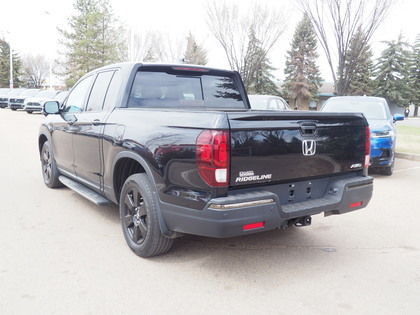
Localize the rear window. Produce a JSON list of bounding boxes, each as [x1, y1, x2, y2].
[[128, 70, 245, 109], [323, 98, 388, 120]]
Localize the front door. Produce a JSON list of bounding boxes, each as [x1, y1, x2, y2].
[[52, 75, 94, 174], [72, 70, 115, 190]]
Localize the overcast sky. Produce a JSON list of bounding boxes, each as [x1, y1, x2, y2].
[[0, 0, 419, 84]]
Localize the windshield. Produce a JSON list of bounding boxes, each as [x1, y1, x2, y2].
[[323, 98, 388, 120], [128, 70, 245, 109]]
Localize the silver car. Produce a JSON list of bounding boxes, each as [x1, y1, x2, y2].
[[9, 89, 40, 110], [248, 94, 291, 111], [24, 90, 61, 113]]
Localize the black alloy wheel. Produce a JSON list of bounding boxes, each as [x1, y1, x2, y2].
[[122, 188, 148, 244]]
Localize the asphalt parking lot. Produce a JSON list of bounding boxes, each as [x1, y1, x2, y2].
[[1, 110, 419, 315]]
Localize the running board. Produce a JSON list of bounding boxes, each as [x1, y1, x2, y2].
[[59, 176, 111, 206]]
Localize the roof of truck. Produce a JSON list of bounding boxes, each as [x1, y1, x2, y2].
[[93, 62, 236, 74]]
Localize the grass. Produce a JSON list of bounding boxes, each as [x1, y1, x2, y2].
[[396, 125, 420, 155]]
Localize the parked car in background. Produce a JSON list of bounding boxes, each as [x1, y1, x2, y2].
[[9, 89, 40, 110], [40, 91, 69, 114], [321, 96, 404, 176], [24, 90, 60, 113], [0, 88, 12, 108], [4, 88, 26, 109], [248, 94, 291, 111]]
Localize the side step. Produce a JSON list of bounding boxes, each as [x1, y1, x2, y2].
[[59, 176, 111, 206]]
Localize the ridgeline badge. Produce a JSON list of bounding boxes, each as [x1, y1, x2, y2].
[[235, 170, 272, 183]]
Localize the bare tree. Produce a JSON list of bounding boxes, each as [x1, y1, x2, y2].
[[22, 54, 49, 88], [129, 29, 184, 63], [154, 33, 185, 63], [128, 29, 158, 62], [300, 0, 391, 95], [205, 1, 286, 89]]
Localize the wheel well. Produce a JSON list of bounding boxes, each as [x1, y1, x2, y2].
[[39, 134, 48, 154], [113, 158, 146, 202]]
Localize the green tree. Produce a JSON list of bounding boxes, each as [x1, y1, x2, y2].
[[252, 53, 279, 95], [282, 14, 322, 110], [183, 33, 207, 65], [409, 34, 420, 116], [0, 39, 22, 88], [58, 0, 126, 87], [243, 30, 279, 95], [346, 29, 375, 95], [374, 35, 412, 107]]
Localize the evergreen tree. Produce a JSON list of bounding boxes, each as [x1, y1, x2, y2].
[[346, 29, 375, 95], [282, 14, 322, 109], [409, 34, 420, 116], [58, 0, 126, 87], [243, 30, 279, 95], [253, 53, 280, 95], [183, 33, 207, 65], [374, 35, 412, 107], [0, 39, 22, 88]]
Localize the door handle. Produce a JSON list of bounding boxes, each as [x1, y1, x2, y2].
[[92, 119, 101, 126]]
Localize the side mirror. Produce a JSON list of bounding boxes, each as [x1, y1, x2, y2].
[[393, 113, 404, 122], [43, 101, 60, 115]]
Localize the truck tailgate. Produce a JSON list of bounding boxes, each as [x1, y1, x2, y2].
[[228, 112, 367, 186]]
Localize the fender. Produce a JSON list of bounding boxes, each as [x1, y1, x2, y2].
[[111, 151, 176, 238], [38, 124, 53, 155]]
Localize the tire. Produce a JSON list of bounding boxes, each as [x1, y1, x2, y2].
[[381, 156, 395, 176], [11, 108, 16, 111], [27, 111, 33, 114], [381, 165, 393, 176], [40, 141, 62, 188], [119, 173, 173, 257]]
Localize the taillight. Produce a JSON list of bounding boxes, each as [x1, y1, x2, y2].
[[364, 126, 370, 168], [196, 130, 230, 187]]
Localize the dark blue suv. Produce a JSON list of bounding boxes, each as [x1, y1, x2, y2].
[[322, 96, 404, 175]]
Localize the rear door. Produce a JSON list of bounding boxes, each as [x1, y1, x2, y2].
[[72, 70, 116, 190], [228, 112, 367, 186]]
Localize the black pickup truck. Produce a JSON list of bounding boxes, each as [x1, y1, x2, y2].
[[40, 63, 373, 257]]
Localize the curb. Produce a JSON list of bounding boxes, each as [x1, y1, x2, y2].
[[396, 152, 420, 161]]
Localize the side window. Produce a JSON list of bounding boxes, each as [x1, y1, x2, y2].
[[103, 70, 122, 111], [64, 76, 94, 113], [86, 71, 115, 112], [276, 99, 285, 110], [267, 99, 279, 110]]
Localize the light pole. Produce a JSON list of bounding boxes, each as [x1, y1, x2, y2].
[[44, 10, 54, 90], [6, 32, 14, 89]]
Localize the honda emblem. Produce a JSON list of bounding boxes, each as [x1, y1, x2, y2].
[[302, 140, 316, 156]]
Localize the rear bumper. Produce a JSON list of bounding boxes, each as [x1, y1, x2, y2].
[[161, 175, 373, 238]]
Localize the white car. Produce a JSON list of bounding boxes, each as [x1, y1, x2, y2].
[[248, 94, 291, 111], [24, 90, 61, 113], [9, 89, 40, 110], [0, 88, 12, 108], [41, 91, 69, 113]]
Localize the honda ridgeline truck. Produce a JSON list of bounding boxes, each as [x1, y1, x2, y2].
[[39, 63, 373, 257]]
